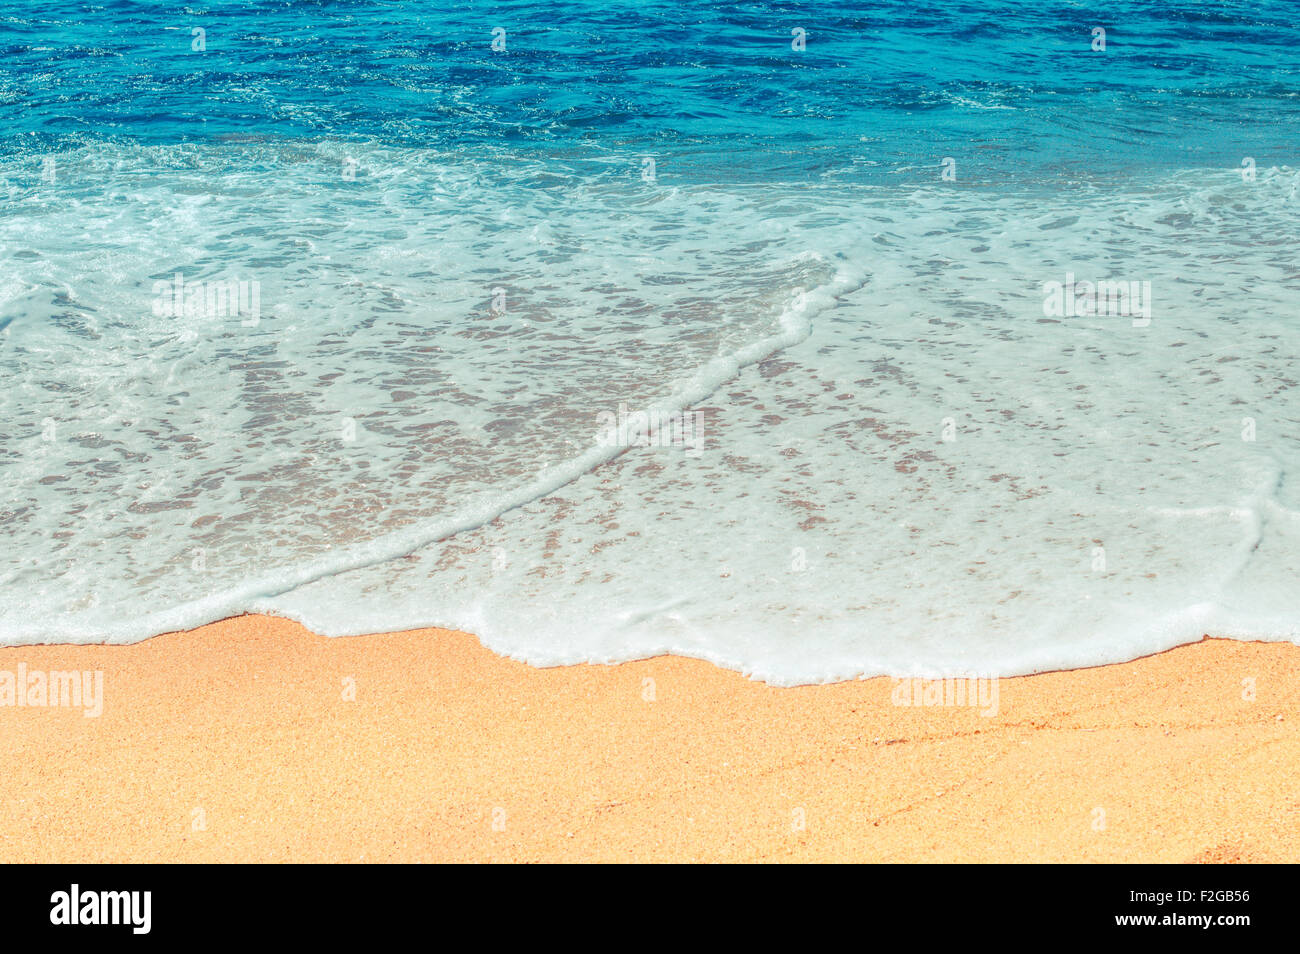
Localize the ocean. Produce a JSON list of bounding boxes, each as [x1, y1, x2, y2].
[[1, 0, 1298, 682]]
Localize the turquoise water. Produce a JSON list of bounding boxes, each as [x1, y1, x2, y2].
[[2, 2, 1299, 680], [6, 1, 1299, 180]]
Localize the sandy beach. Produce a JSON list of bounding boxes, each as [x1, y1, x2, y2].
[[0, 614, 1295, 863]]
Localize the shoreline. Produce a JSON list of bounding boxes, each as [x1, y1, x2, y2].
[[2, 614, 1297, 862]]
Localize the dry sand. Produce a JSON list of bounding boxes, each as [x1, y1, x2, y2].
[[1, 614, 1296, 862]]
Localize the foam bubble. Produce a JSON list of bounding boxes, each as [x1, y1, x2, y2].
[[3, 146, 1299, 683]]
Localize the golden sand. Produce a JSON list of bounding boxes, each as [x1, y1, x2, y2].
[[1, 614, 1296, 862]]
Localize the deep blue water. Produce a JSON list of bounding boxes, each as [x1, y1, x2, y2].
[[3, 1, 1299, 183]]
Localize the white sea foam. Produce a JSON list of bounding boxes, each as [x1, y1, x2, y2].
[[2, 143, 1298, 682]]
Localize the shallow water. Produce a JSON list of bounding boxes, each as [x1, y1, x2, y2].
[[2, 2, 1298, 681]]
